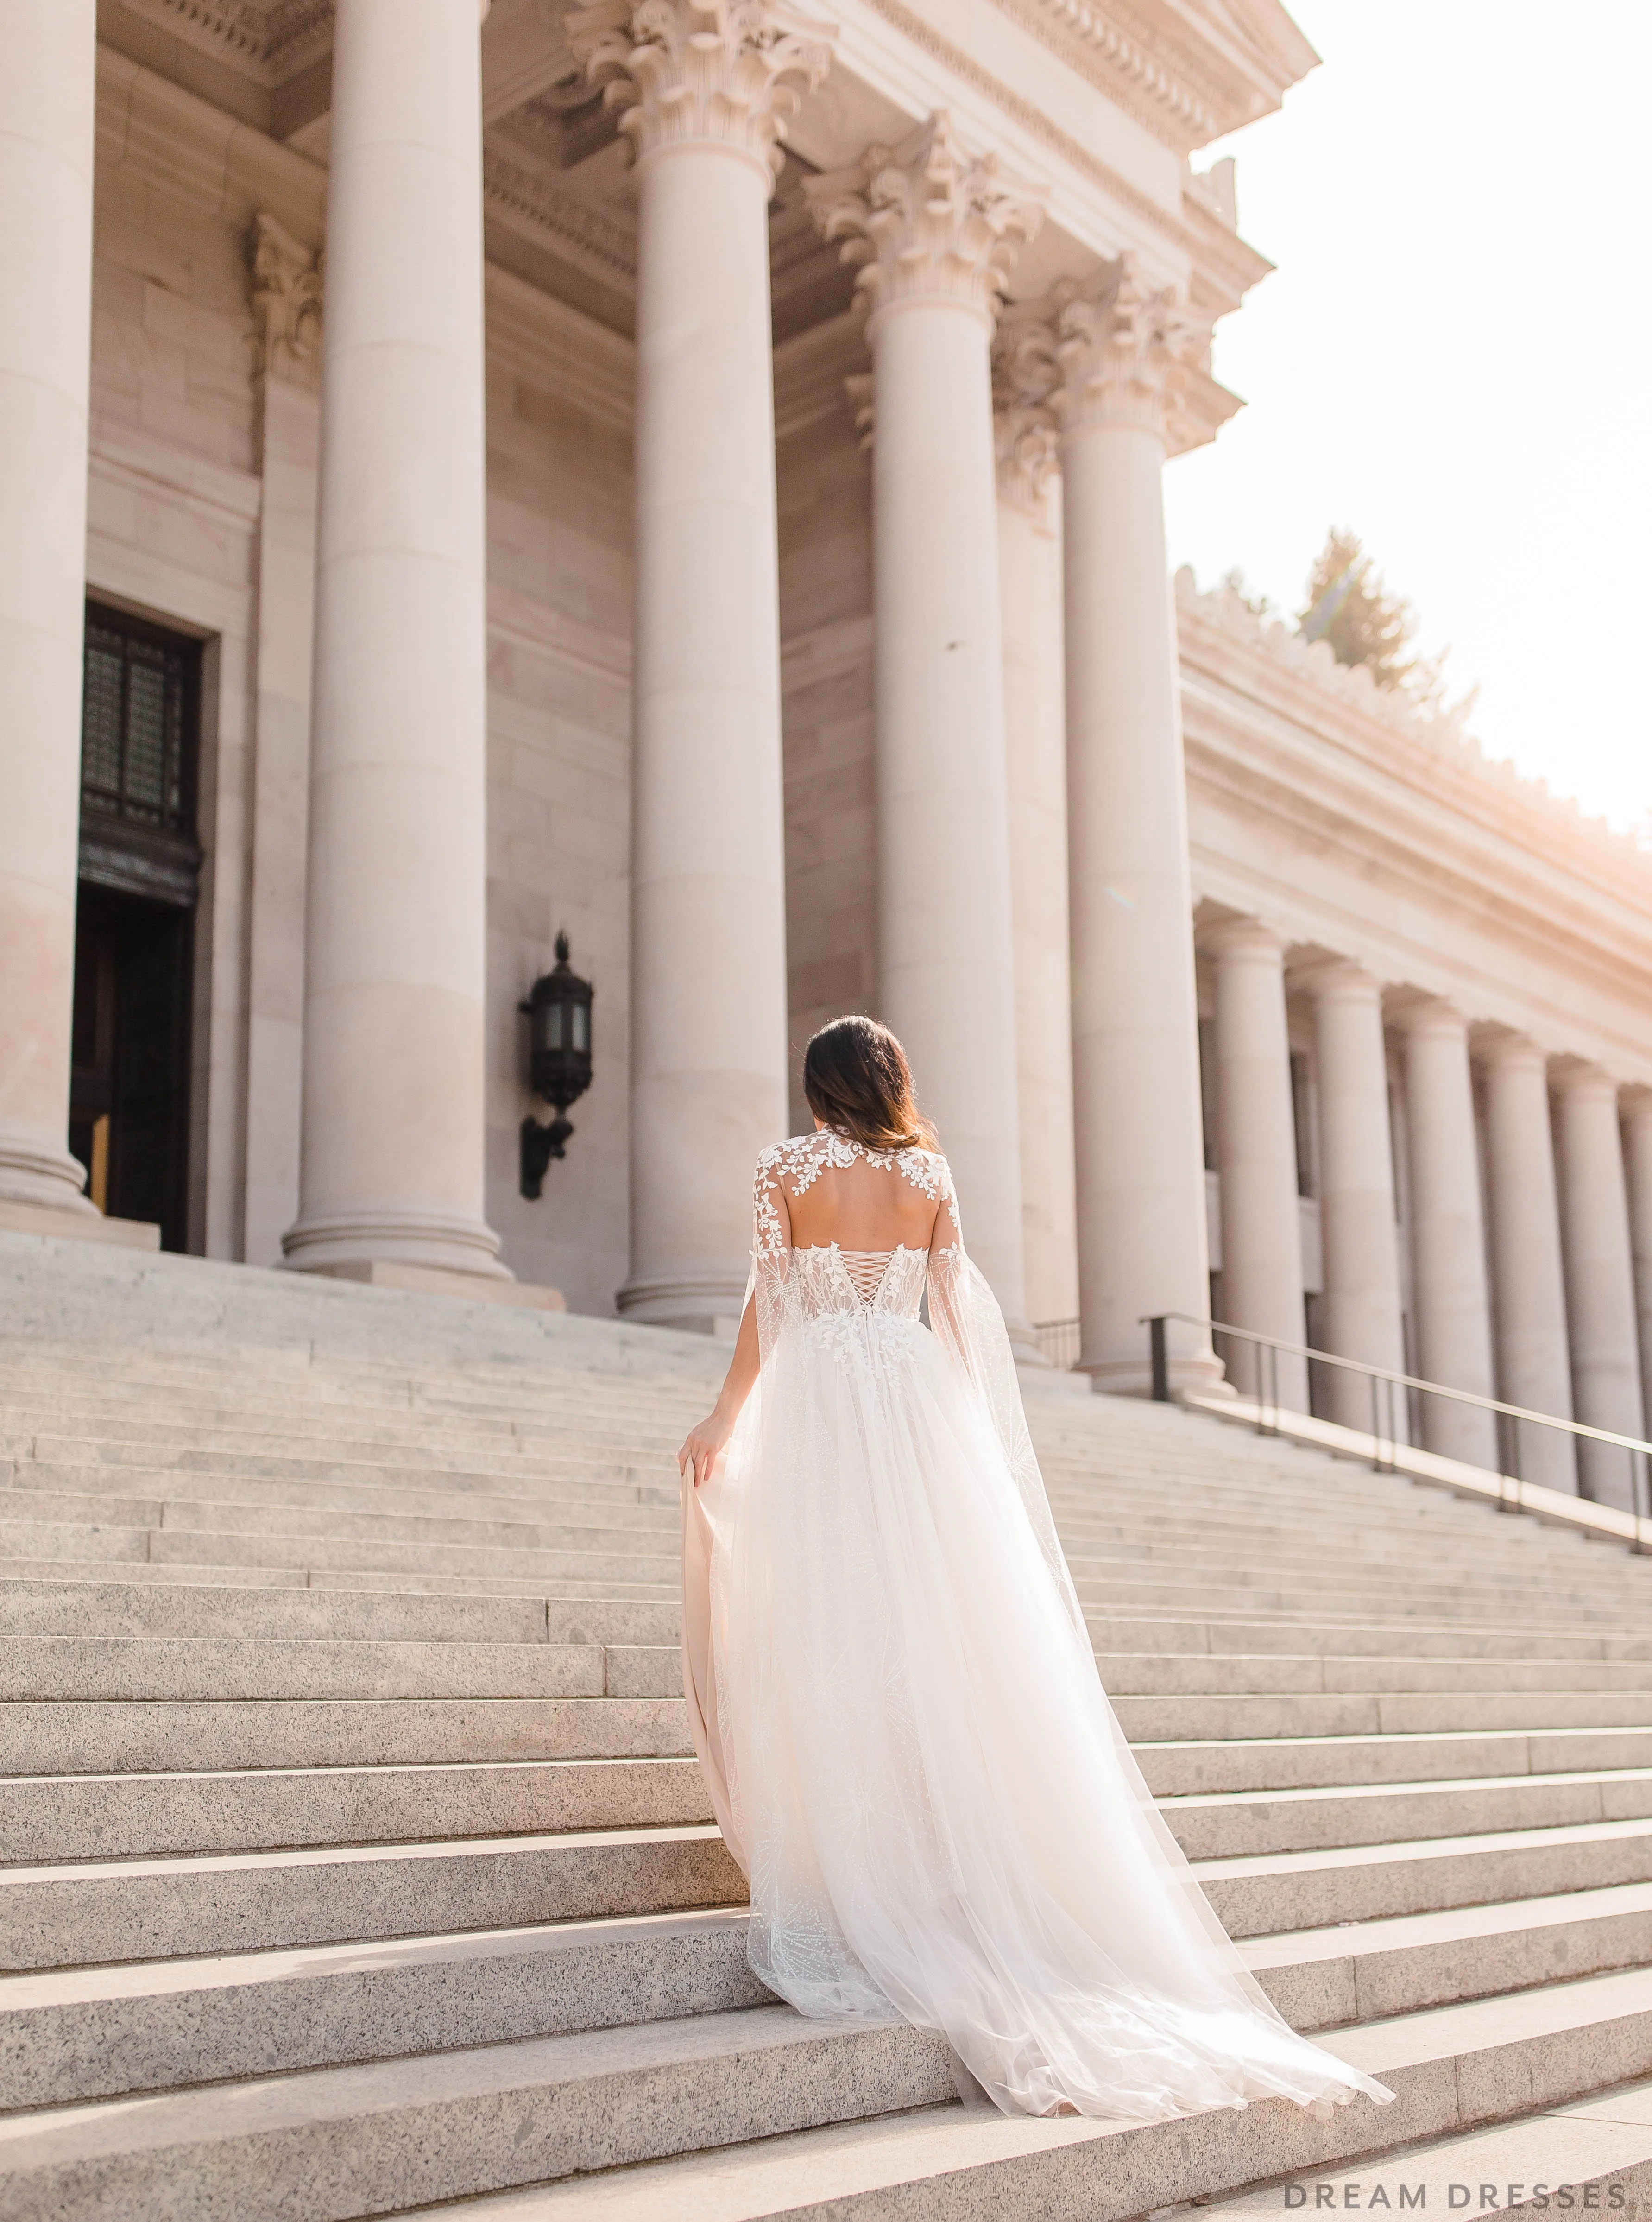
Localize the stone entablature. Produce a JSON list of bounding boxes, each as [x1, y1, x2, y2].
[[1175, 570, 1652, 979]]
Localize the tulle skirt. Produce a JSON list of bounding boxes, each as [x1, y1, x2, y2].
[[684, 1305, 1393, 2124]]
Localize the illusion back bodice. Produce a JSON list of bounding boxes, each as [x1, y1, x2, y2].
[[750, 1129, 960, 1343]]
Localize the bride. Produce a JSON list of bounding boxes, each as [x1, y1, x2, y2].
[[677, 1015, 1392, 2125]]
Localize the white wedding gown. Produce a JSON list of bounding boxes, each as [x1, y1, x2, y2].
[[681, 1128, 1393, 2124]]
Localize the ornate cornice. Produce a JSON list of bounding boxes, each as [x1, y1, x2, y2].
[[564, 0, 833, 189], [247, 212, 323, 388], [482, 150, 638, 283], [995, 0, 1317, 154], [999, 253, 1237, 454], [805, 113, 1042, 330], [117, 0, 334, 83]]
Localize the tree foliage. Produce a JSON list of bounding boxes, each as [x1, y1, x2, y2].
[[1297, 528, 1477, 730], [1298, 529, 1415, 688]]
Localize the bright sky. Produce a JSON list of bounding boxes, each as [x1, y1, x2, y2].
[[1162, 0, 1652, 837]]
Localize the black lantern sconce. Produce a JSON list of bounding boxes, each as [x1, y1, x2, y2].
[[519, 931, 594, 1199]]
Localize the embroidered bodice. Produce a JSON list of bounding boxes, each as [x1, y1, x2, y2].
[[750, 1129, 960, 1337]]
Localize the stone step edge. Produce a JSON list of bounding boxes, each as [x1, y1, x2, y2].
[[8, 1880, 1651, 2110], [4, 1966, 1649, 2222]]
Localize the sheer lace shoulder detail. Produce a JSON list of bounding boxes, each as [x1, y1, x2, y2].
[[753, 1130, 954, 1234]]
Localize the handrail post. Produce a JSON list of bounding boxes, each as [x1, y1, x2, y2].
[[1148, 1316, 1169, 1404]]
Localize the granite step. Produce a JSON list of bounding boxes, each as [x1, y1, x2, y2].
[[0, 1820, 741, 1970], [1136, 1725, 1652, 1796], [0, 1692, 690, 1778], [1164, 1764, 1652, 1859], [0, 1906, 767, 2110], [9, 1879, 1651, 2116], [0, 1743, 702, 1861], [1198, 1816, 1652, 1934], [1097, 1650, 1652, 1696], [0, 2002, 960, 2222], [213, 1967, 1652, 2222]]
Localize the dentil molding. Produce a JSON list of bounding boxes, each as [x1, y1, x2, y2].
[[564, 0, 834, 186]]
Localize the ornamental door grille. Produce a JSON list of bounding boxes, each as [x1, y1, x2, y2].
[[70, 604, 204, 1250]]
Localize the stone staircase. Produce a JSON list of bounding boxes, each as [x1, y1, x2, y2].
[[1, 1234, 1652, 2216]]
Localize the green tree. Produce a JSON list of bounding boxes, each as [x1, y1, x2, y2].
[[1298, 529, 1415, 689], [1298, 528, 1477, 730]]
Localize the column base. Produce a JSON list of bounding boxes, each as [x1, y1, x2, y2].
[[0, 1129, 98, 1217], [282, 1209, 511, 1282], [301, 1259, 564, 1312], [1083, 1353, 1234, 1400], [0, 1196, 160, 1251], [618, 1270, 750, 1339]]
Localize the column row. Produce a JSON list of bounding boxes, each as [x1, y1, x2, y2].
[[1200, 922, 1652, 1510]]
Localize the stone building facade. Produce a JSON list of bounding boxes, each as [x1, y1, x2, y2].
[[3, 0, 1650, 1504]]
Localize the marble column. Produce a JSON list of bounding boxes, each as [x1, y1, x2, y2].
[[1397, 999, 1498, 1467], [574, 0, 828, 1330], [1553, 1064, 1645, 1510], [284, 0, 504, 1282], [1301, 961, 1406, 1431], [994, 398, 1078, 1334], [0, 0, 98, 1215], [1480, 1032, 1576, 1494], [1625, 1089, 1652, 1453], [999, 260, 1223, 1393], [808, 116, 1037, 1345], [1204, 919, 1308, 1409], [243, 215, 323, 1269]]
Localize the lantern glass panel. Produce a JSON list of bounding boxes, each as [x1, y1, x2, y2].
[[572, 1004, 590, 1053]]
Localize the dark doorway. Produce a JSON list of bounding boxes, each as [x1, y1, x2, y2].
[[69, 605, 203, 1251]]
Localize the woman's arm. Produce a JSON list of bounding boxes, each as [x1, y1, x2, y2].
[[676, 1293, 760, 1489]]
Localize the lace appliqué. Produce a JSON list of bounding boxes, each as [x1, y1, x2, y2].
[[752, 1130, 952, 1258]]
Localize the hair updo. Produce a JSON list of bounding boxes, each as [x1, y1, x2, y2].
[[801, 1015, 938, 1154]]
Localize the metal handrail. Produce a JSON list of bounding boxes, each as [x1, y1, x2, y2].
[[1142, 1310, 1652, 1551]]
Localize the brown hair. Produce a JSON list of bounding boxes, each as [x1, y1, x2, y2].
[[802, 1015, 938, 1153]]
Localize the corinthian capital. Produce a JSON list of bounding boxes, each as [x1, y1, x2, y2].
[[565, 0, 833, 188], [247, 214, 323, 391], [804, 113, 1044, 330], [1005, 253, 1235, 453], [993, 402, 1059, 511]]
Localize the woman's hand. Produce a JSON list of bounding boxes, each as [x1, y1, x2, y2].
[[678, 1406, 734, 1490]]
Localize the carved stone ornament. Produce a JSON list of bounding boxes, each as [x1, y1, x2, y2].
[[564, 0, 834, 188], [1002, 252, 1217, 447], [248, 213, 323, 389], [805, 112, 1044, 329], [993, 399, 1059, 510]]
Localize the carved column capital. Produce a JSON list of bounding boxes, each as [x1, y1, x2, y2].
[[248, 213, 323, 391], [1008, 253, 1232, 452], [993, 400, 1058, 510], [805, 113, 1043, 332], [565, 0, 833, 190]]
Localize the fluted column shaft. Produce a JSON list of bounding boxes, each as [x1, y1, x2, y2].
[[574, 0, 829, 1329], [995, 410, 1077, 1332], [1000, 265, 1221, 1393], [0, 0, 98, 1215], [1481, 1035, 1576, 1494], [1554, 1065, 1645, 1510], [1398, 1000, 1497, 1467], [285, 0, 502, 1279], [809, 117, 1035, 1342], [1205, 921, 1307, 1409], [1303, 962, 1406, 1430]]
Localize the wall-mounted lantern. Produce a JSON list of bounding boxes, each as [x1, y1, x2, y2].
[[519, 931, 594, 1199]]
